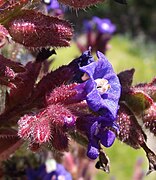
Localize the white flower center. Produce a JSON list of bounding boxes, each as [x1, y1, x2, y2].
[[95, 78, 111, 94], [64, 116, 73, 124], [101, 23, 109, 31], [45, 159, 57, 173], [43, 0, 51, 3]]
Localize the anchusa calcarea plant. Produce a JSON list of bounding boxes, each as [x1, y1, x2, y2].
[[0, 0, 156, 179]]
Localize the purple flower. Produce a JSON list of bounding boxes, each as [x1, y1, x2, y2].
[[70, 48, 94, 83], [93, 17, 116, 34], [76, 116, 118, 159], [83, 20, 94, 32], [42, 0, 60, 9], [73, 48, 94, 67], [80, 51, 121, 119], [42, 0, 66, 16], [74, 50, 121, 160], [26, 162, 72, 180], [78, 18, 116, 54], [87, 119, 118, 159]]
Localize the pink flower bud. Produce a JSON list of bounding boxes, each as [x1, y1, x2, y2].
[[5, 66, 15, 79], [0, 25, 11, 48], [47, 104, 76, 129], [18, 112, 52, 144], [18, 114, 36, 139], [32, 117, 51, 144], [18, 104, 76, 147], [46, 84, 77, 105]]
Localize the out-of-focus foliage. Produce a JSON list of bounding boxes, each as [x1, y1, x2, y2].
[[66, 0, 156, 39]]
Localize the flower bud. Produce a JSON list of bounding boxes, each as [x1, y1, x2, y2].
[[0, 25, 11, 48]]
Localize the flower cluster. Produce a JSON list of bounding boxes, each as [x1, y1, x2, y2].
[[77, 16, 116, 54], [15, 49, 121, 162]]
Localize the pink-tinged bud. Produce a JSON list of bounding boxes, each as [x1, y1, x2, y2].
[[0, 66, 15, 82], [0, 25, 11, 48], [18, 113, 51, 144], [7, 10, 73, 48], [0, 54, 25, 86], [47, 104, 76, 129], [58, 0, 104, 8], [18, 104, 75, 146], [46, 84, 77, 105], [32, 118, 51, 144], [18, 114, 36, 139], [5, 66, 15, 79]]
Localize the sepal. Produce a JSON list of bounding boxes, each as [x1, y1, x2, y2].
[[117, 68, 135, 98], [125, 90, 153, 113]]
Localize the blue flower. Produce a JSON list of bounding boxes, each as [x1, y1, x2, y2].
[[42, 0, 66, 16], [46, 163, 72, 180], [70, 48, 94, 83], [93, 17, 116, 34], [26, 162, 72, 180], [42, 0, 60, 9], [83, 20, 94, 32], [80, 51, 121, 119], [74, 48, 94, 67], [87, 119, 118, 159], [76, 115, 118, 159]]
